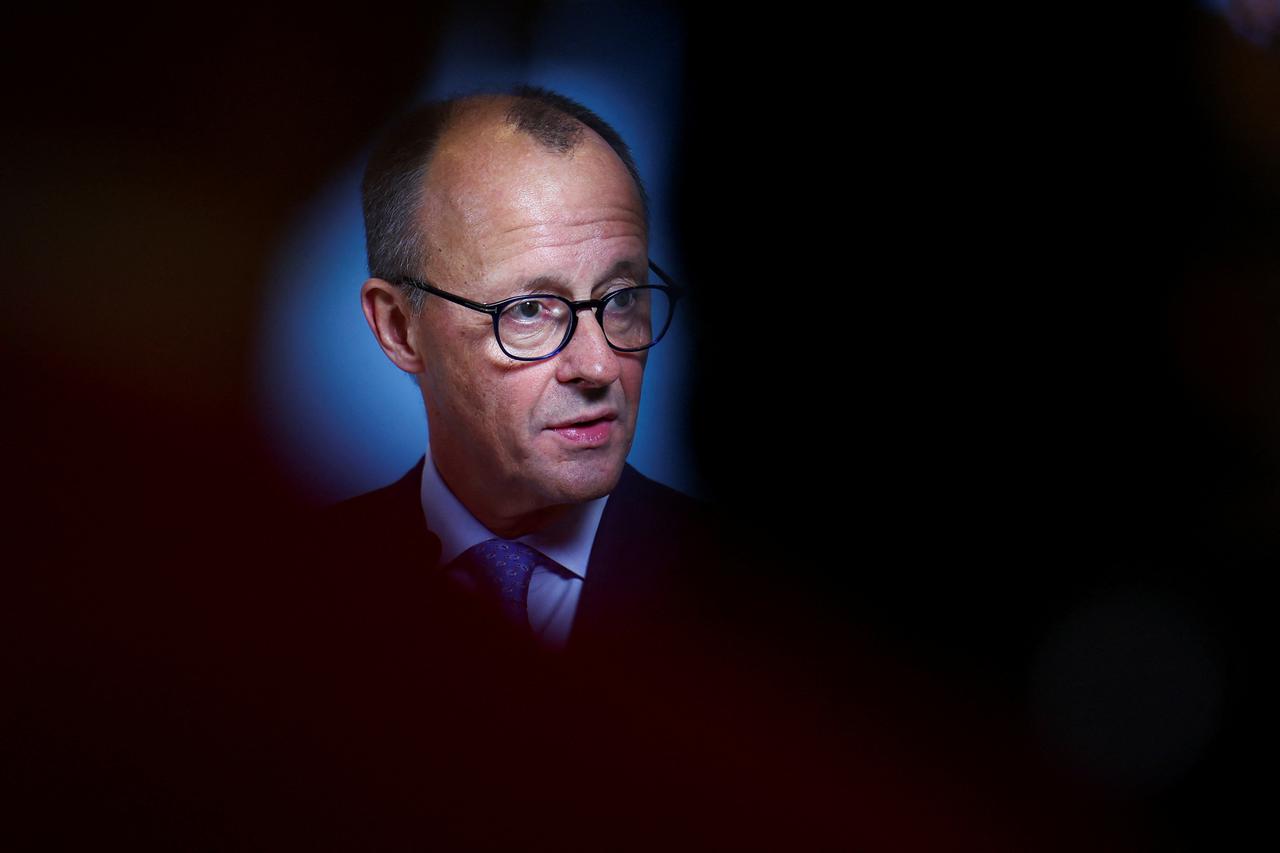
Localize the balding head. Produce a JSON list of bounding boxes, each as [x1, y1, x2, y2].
[[361, 86, 648, 316]]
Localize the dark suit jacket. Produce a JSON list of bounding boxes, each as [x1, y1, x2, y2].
[[320, 455, 722, 657], [12, 455, 1114, 850]]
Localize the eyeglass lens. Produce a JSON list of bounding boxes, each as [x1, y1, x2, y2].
[[496, 287, 672, 359]]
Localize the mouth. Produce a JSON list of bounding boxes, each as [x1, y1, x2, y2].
[[546, 412, 618, 446]]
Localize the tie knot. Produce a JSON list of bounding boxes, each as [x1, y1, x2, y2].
[[447, 539, 547, 632]]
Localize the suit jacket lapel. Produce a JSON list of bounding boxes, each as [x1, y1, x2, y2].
[[386, 455, 438, 568], [570, 463, 684, 652]]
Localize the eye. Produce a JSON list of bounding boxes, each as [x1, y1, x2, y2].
[[512, 300, 544, 320], [500, 297, 566, 331], [607, 288, 637, 309]]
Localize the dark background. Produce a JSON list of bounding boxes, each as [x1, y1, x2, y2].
[[5, 2, 1276, 848]]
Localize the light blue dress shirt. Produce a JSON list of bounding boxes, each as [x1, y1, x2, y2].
[[419, 450, 610, 651]]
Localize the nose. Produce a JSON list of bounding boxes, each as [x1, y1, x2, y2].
[[554, 307, 621, 386]]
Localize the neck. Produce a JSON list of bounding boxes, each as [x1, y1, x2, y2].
[[479, 503, 572, 539], [431, 454, 570, 539]]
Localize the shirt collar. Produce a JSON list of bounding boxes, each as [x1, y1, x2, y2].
[[419, 450, 609, 579]]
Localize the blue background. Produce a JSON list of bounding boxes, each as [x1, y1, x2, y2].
[[252, 1, 699, 504]]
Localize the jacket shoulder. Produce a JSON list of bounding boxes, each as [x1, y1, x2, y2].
[[322, 457, 425, 524], [310, 457, 437, 567]]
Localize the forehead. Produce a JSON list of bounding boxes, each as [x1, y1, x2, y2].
[[418, 109, 646, 284]]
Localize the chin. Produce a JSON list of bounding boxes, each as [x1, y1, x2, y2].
[[545, 454, 626, 503]]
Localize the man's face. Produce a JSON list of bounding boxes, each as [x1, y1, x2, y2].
[[410, 117, 648, 527]]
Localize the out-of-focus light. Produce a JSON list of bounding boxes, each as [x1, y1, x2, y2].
[[1203, 0, 1280, 47], [1031, 585, 1223, 798]]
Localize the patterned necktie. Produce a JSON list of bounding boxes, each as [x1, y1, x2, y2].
[[446, 538, 547, 634]]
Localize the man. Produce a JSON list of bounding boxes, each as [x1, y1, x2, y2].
[[329, 85, 717, 655]]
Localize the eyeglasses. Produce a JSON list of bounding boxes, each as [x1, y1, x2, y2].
[[393, 260, 683, 362]]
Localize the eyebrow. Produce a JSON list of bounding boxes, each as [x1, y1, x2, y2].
[[507, 259, 647, 299]]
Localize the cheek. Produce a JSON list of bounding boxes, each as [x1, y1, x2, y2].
[[433, 334, 516, 427], [622, 360, 646, 409], [486, 367, 554, 444], [426, 329, 563, 449]]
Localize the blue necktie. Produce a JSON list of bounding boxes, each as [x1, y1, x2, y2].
[[447, 539, 546, 633]]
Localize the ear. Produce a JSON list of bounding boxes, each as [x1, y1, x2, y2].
[[360, 278, 425, 373]]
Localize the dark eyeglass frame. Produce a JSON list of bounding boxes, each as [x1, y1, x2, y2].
[[392, 259, 684, 362]]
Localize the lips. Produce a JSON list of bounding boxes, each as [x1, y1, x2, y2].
[[547, 411, 618, 430], [547, 411, 617, 445]]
